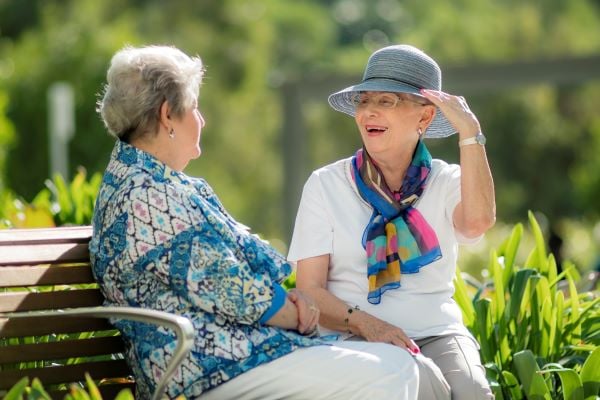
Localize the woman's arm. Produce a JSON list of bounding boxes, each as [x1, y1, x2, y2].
[[420, 89, 496, 238], [454, 137, 496, 238], [264, 289, 319, 334], [297, 254, 418, 352]]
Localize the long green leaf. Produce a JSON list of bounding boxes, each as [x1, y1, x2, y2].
[[539, 296, 552, 358], [492, 250, 505, 323], [528, 210, 548, 274], [3, 376, 29, 400], [566, 269, 582, 344], [513, 350, 551, 400], [509, 269, 535, 321], [475, 298, 494, 363], [541, 368, 583, 400], [454, 267, 475, 328], [502, 370, 524, 399], [580, 346, 600, 399], [501, 222, 523, 287], [29, 378, 53, 399]]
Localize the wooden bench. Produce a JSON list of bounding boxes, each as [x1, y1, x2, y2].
[[0, 226, 195, 400]]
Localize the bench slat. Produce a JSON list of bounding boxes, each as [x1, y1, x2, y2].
[[0, 226, 141, 397], [0, 316, 114, 337], [0, 242, 91, 266], [0, 336, 126, 363], [0, 289, 104, 312], [0, 265, 95, 287], [0, 359, 132, 389], [0, 226, 93, 245]]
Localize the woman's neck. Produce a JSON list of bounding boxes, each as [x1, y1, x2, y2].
[[371, 146, 415, 191]]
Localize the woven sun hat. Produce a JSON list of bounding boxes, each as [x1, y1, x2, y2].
[[328, 44, 456, 138]]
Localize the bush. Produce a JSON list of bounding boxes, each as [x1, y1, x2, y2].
[[454, 211, 600, 399], [0, 168, 100, 228], [3, 375, 134, 400]]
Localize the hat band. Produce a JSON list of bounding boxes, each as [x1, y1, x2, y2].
[[363, 76, 422, 90]]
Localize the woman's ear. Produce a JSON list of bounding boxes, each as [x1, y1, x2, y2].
[[159, 100, 171, 130], [419, 105, 436, 128]]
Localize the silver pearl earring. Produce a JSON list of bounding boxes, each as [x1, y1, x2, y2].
[[417, 128, 423, 137], [169, 128, 175, 139]]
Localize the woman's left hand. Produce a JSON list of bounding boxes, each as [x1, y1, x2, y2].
[[420, 89, 480, 137], [287, 289, 320, 335]]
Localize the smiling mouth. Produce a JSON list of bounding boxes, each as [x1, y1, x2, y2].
[[366, 126, 388, 134]]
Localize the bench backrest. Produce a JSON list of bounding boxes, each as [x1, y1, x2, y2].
[[0, 226, 135, 399]]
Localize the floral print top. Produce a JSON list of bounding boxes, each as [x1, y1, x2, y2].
[[90, 141, 320, 399]]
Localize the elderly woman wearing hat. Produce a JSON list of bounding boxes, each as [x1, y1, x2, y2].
[[90, 44, 422, 399], [289, 44, 495, 399]]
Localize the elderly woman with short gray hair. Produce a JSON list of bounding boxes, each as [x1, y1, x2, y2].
[[90, 45, 421, 399], [289, 44, 496, 399]]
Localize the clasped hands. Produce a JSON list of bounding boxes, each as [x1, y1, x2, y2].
[[288, 289, 320, 336]]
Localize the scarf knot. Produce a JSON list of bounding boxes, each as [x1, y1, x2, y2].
[[351, 141, 442, 304]]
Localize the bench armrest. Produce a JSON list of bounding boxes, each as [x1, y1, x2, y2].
[[0, 307, 195, 400]]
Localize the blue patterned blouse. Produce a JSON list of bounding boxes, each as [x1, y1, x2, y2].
[[90, 141, 321, 399]]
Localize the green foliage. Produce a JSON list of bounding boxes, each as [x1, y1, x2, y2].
[[0, 169, 101, 228], [3, 375, 135, 400], [0, 90, 15, 192], [454, 211, 600, 398], [1, 0, 600, 241]]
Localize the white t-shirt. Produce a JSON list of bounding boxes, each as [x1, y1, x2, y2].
[[288, 156, 478, 339]]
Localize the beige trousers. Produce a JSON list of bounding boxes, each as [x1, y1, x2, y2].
[[347, 333, 493, 400], [415, 334, 494, 400]]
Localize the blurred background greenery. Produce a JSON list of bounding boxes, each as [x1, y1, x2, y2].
[[1, 0, 600, 281]]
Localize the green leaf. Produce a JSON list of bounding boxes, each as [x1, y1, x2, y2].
[[500, 222, 522, 287], [540, 368, 583, 400], [475, 298, 494, 363], [492, 250, 505, 323], [3, 376, 29, 400], [502, 370, 524, 400], [566, 269, 582, 344], [580, 347, 600, 399], [454, 267, 475, 327], [528, 210, 548, 274], [539, 296, 552, 358], [113, 389, 135, 400], [513, 349, 551, 399], [84, 373, 102, 400], [28, 378, 52, 399], [509, 269, 535, 321]]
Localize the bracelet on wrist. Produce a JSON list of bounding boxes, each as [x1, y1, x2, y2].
[[343, 305, 360, 334]]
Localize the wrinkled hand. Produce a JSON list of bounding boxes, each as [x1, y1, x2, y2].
[[357, 313, 420, 354], [420, 89, 481, 138], [287, 289, 320, 335]]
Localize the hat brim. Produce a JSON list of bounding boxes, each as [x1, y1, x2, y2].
[[328, 78, 456, 138]]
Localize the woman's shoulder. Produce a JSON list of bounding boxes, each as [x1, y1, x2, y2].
[[430, 158, 460, 180], [310, 156, 352, 181]]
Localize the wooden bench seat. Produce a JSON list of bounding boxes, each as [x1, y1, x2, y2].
[[0, 226, 194, 400]]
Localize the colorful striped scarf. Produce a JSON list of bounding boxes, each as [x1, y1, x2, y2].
[[351, 140, 442, 304]]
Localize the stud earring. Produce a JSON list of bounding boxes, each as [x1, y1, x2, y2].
[[169, 128, 175, 139], [417, 127, 423, 137]]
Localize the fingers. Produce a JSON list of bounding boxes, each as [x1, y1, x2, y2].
[[420, 89, 480, 136], [287, 290, 320, 334]]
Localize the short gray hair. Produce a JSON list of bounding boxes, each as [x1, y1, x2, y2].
[[97, 45, 204, 141]]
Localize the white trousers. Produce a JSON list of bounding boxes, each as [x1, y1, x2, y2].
[[200, 341, 419, 400]]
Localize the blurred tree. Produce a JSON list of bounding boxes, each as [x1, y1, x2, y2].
[[0, 0, 336, 241], [0, 90, 15, 191], [1, 0, 600, 242]]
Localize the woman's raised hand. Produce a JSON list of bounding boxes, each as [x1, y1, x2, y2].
[[420, 89, 481, 138]]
